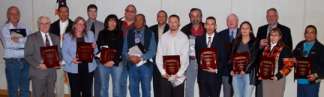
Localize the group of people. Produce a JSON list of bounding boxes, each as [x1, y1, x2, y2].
[[1, 2, 324, 97]]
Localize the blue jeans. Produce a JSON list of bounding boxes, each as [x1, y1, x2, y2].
[[128, 63, 153, 97], [232, 74, 253, 97], [120, 60, 129, 97], [94, 67, 100, 97], [98, 62, 123, 97], [297, 83, 320, 97], [4, 58, 30, 97], [185, 59, 198, 97]]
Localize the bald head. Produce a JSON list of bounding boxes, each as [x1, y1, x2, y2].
[[226, 13, 239, 29]]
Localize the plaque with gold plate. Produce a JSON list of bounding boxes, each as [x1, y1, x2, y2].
[[295, 57, 311, 79], [163, 55, 181, 75], [77, 42, 94, 62], [232, 52, 250, 74], [258, 56, 276, 80], [199, 48, 217, 69], [40, 45, 60, 68], [100, 48, 117, 64]]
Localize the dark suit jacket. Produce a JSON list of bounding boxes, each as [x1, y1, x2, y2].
[[256, 23, 292, 50], [293, 40, 324, 81], [49, 19, 73, 36], [24, 32, 61, 79], [218, 28, 240, 76], [195, 33, 227, 76], [149, 24, 169, 44], [218, 28, 240, 44]]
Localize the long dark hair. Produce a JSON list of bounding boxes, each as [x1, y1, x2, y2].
[[104, 14, 121, 34], [233, 21, 256, 46], [70, 16, 87, 38]]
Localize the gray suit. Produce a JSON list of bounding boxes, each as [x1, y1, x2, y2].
[[24, 32, 61, 97], [86, 19, 104, 40]]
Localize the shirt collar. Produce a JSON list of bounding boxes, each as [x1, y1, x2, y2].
[[158, 24, 166, 29], [135, 27, 145, 33], [206, 32, 215, 38], [229, 28, 238, 33], [87, 19, 96, 24], [60, 20, 68, 24], [270, 42, 278, 48], [40, 31, 49, 36], [8, 22, 21, 29]]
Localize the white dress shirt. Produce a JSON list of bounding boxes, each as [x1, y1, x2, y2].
[[206, 32, 215, 47], [40, 32, 53, 46], [59, 20, 68, 47], [158, 24, 166, 39], [156, 30, 189, 78]]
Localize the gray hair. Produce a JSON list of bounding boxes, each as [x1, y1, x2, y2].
[[37, 16, 51, 29], [226, 13, 239, 22]]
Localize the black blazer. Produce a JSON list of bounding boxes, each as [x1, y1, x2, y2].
[[49, 19, 73, 36], [293, 40, 324, 80], [218, 28, 240, 44], [195, 33, 228, 76], [218, 28, 240, 76], [149, 24, 169, 44], [256, 23, 293, 50]]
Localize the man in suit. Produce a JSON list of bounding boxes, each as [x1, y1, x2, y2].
[[195, 16, 227, 97], [24, 16, 61, 97], [123, 14, 156, 97], [181, 8, 205, 97], [218, 13, 240, 97], [257, 8, 292, 50], [255, 8, 292, 97], [86, 4, 104, 40], [86, 4, 104, 97], [49, 3, 73, 97], [149, 10, 169, 97]]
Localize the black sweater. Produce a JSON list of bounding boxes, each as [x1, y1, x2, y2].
[[96, 29, 123, 64]]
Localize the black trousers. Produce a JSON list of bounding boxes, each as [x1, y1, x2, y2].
[[198, 71, 222, 97], [153, 64, 162, 97], [159, 77, 184, 97], [67, 71, 94, 97]]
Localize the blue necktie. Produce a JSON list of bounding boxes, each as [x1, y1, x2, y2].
[[230, 31, 234, 42]]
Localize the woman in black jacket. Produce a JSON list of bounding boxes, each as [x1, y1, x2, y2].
[[96, 14, 124, 97], [293, 25, 324, 97], [230, 21, 257, 97]]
